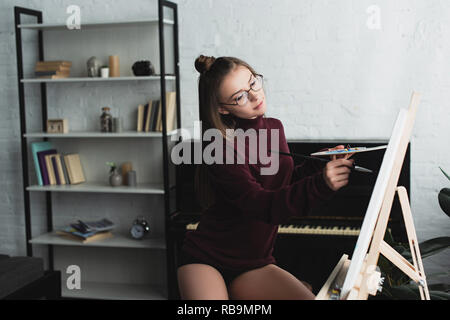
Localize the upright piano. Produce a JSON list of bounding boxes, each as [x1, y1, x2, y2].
[[167, 139, 410, 299]]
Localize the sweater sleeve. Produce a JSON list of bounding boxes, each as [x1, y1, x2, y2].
[[277, 119, 327, 182], [207, 159, 335, 226], [292, 156, 327, 182]]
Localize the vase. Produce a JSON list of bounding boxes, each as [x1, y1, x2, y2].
[[100, 107, 113, 133], [109, 55, 120, 77], [127, 170, 137, 187], [100, 67, 109, 78], [109, 168, 122, 187]]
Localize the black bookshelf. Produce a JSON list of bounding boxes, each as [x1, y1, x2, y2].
[[14, 0, 181, 299]]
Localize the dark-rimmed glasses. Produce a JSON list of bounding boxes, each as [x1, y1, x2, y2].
[[219, 74, 264, 107]]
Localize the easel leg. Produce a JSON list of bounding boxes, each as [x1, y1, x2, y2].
[[356, 186, 430, 300], [396, 186, 430, 300]]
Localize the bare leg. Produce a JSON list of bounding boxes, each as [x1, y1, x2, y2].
[[177, 263, 229, 300], [228, 264, 315, 300]]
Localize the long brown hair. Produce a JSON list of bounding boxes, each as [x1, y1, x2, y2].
[[194, 55, 261, 211]]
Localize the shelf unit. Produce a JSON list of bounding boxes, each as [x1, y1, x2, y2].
[[61, 282, 166, 300], [29, 232, 166, 250], [24, 130, 179, 138], [14, 1, 181, 300], [20, 75, 176, 83], [26, 181, 168, 194], [17, 18, 174, 30]]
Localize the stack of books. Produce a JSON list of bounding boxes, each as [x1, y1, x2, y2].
[[137, 91, 177, 132], [57, 219, 115, 244], [30, 141, 86, 186], [35, 60, 71, 79]]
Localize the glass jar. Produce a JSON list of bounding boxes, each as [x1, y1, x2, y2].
[[100, 107, 112, 132]]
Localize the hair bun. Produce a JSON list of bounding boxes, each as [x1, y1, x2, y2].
[[195, 55, 216, 74]]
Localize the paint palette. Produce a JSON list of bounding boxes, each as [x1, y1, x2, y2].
[[310, 145, 388, 157]]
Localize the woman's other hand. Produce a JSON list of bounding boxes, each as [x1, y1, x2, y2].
[[322, 158, 355, 191]]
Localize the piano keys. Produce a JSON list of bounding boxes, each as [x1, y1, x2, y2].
[[185, 220, 361, 236], [279, 225, 360, 236]]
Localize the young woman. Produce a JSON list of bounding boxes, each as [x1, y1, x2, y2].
[[177, 55, 355, 300]]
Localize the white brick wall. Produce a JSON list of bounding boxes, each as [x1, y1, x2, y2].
[[1, 0, 448, 282], [178, 0, 450, 280]]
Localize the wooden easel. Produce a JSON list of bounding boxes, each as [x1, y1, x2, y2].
[[316, 92, 430, 300]]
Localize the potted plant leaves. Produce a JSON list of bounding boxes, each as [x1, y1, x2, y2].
[[438, 167, 450, 217], [106, 161, 122, 187]]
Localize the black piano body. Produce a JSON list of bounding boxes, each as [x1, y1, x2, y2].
[[168, 139, 410, 298]]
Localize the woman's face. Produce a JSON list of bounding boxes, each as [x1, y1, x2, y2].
[[218, 65, 266, 119]]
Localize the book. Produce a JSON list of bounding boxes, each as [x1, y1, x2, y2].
[[35, 65, 71, 72], [137, 104, 144, 132], [54, 154, 66, 185], [59, 154, 70, 185], [31, 142, 53, 186], [149, 100, 159, 132], [37, 149, 57, 185], [51, 155, 61, 185], [35, 61, 71, 78], [155, 100, 162, 132], [310, 145, 388, 157], [37, 74, 70, 79], [156, 91, 176, 132], [64, 155, 74, 184], [72, 219, 115, 233], [36, 61, 72, 67], [56, 227, 113, 244], [45, 154, 56, 185], [35, 70, 70, 77], [145, 100, 153, 132], [64, 154, 86, 184], [165, 91, 177, 132], [142, 103, 149, 133], [150, 100, 159, 131]]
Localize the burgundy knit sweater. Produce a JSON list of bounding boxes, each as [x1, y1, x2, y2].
[[181, 115, 336, 270]]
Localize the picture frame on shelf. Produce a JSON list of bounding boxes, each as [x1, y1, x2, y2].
[[47, 119, 69, 134]]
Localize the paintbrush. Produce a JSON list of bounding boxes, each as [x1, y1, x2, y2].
[[270, 149, 375, 174]]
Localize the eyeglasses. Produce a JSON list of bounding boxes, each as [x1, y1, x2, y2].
[[219, 74, 264, 107]]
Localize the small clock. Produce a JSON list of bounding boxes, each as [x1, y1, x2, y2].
[[130, 216, 150, 240]]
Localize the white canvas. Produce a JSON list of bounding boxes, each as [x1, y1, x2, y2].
[[341, 108, 409, 297]]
